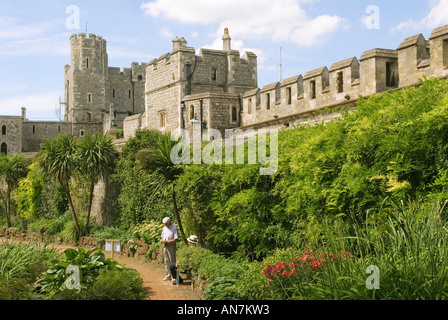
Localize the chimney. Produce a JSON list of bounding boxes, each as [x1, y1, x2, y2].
[[173, 37, 181, 51], [223, 28, 231, 51], [21, 107, 26, 120]]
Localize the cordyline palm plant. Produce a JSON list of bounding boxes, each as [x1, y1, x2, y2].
[[0, 154, 29, 228], [136, 132, 188, 244], [77, 133, 118, 233], [37, 134, 82, 240]]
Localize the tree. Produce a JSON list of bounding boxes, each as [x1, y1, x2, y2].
[[136, 132, 188, 244], [37, 134, 82, 240], [0, 154, 29, 228], [77, 133, 118, 233]]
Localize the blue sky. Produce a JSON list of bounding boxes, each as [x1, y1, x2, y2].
[[0, 0, 447, 120]]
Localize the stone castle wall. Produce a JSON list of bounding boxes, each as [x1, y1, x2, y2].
[[240, 25, 448, 130]]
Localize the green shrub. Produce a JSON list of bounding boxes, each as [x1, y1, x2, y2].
[[177, 245, 247, 284], [36, 247, 121, 297], [93, 226, 132, 245], [133, 220, 163, 245], [205, 278, 242, 300], [53, 268, 146, 300]]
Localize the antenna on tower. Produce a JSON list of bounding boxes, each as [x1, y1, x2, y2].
[[280, 46, 283, 82], [55, 96, 65, 121]]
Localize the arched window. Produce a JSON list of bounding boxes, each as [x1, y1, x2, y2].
[[1, 143, 7, 155], [1, 125, 6, 135], [88, 113, 92, 123], [190, 105, 195, 120]]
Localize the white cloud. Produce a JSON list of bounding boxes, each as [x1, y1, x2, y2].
[[0, 17, 70, 56], [392, 0, 448, 32], [141, 0, 345, 47], [0, 91, 63, 119], [160, 26, 174, 38]]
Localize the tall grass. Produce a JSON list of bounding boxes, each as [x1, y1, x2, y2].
[[0, 241, 58, 300], [298, 200, 448, 300]]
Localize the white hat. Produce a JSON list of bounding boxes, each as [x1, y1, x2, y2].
[[163, 217, 171, 224], [187, 235, 199, 244]]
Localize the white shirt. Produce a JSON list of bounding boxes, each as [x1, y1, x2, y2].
[[161, 224, 179, 242]]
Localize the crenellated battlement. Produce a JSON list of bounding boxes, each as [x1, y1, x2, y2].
[[240, 23, 448, 129]]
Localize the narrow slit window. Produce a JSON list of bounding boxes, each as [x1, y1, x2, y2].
[[287, 87, 292, 105], [212, 68, 217, 81], [86, 58, 89, 69], [33, 126, 36, 134], [310, 80, 316, 99], [232, 107, 238, 123], [160, 113, 166, 128], [88, 94, 92, 103], [337, 72, 344, 93], [266, 93, 271, 110], [190, 105, 195, 120], [88, 113, 92, 123], [113, 89, 116, 98], [443, 40, 448, 68], [1, 125, 6, 135]]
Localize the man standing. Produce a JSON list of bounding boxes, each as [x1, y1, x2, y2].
[[161, 217, 179, 281]]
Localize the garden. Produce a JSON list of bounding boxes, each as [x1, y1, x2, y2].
[[2, 76, 448, 300]]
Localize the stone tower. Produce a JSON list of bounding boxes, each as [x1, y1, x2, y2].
[[64, 33, 108, 136]]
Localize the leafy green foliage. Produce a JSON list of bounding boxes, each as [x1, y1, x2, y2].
[[111, 130, 172, 229], [133, 220, 163, 245], [36, 247, 121, 297]]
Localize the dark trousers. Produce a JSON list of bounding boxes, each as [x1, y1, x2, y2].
[[170, 264, 184, 284]]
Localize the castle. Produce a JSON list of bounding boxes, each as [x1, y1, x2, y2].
[[2, 25, 448, 156]]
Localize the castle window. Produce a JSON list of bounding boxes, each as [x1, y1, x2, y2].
[[86, 58, 89, 69], [138, 75, 143, 82], [45, 126, 48, 134], [129, 90, 132, 99], [160, 112, 166, 128], [266, 93, 271, 110], [88, 94, 92, 103], [248, 99, 252, 115], [212, 68, 217, 82], [337, 72, 344, 93], [287, 87, 292, 105], [386, 62, 397, 88], [113, 89, 116, 98], [80, 130, 85, 137], [190, 105, 195, 120], [1, 125, 6, 135], [443, 40, 448, 68], [310, 80, 316, 99], [1, 143, 7, 155], [232, 107, 238, 123], [33, 126, 36, 134], [58, 126, 61, 134], [88, 113, 92, 123]]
